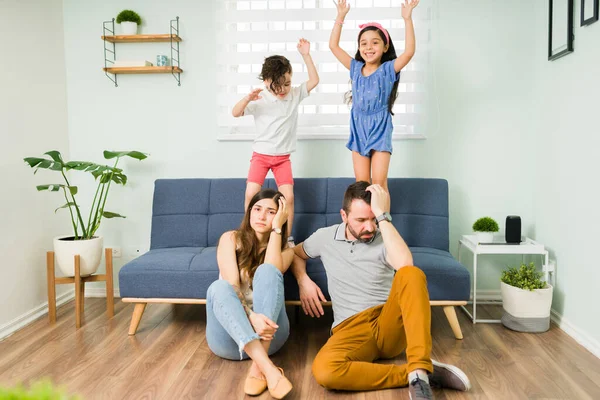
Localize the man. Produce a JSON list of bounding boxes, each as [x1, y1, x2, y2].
[[291, 181, 471, 399]]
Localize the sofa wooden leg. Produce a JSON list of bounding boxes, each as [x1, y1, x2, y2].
[[129, 303, 147, 335], [443, 306, 463, 340]]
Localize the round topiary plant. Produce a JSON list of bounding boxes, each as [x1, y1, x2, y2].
[[116, 10, 142, 25], [472, 216, 499, 232]]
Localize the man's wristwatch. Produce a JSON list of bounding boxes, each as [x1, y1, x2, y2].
[[376, 212, 393, 224], [271, 227, 282, 235]]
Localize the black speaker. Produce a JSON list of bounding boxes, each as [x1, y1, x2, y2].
[[505, 216, 521, 243]]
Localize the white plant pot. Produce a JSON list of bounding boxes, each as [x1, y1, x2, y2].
[[121, 21, 138, 35], [501, 281, 553, 332], [53, 236, 103, 277], [475, 231, 494, 243]]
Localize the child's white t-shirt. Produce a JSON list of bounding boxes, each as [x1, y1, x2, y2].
[[244, 82, 309, 156]]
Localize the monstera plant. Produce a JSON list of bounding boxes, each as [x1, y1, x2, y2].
[[24, 150, 148, 276]]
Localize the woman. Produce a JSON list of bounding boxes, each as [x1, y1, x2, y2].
[[206, 189, 294, 399]]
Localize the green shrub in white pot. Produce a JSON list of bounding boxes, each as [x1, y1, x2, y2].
[[500, 262, 553, 333], [472, 216, 499, 243], [116, 9, 142, 35]]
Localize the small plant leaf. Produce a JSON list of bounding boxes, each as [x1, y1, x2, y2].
[[104, 150, 148, 161], [103, 211, 126, 218], [24, 157, 63, 172], [36, 184, 64, 192], [43, 150, 64, 165], [55, 202, 76, 213]]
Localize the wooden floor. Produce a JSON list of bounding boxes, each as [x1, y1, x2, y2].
[[1, 299, 599, 400]]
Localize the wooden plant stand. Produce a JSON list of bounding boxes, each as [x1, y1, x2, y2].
[[46, 248, 114, 328]]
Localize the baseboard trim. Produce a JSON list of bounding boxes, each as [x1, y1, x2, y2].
[[550, 310, 600, 359], [0, 290, 75, 341], [471, 290, 502, 301]]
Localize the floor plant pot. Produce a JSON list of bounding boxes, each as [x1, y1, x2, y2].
[[121, 22, 138, 35], [53, 236, 103, 277], [501, 281, 553, 333]]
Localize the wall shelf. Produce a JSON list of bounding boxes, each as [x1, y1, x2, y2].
[[102, 17, 182, 87], [103, 66, 183, 74], [101, 34, 182, 43]]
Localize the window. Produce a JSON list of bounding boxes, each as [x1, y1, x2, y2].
[[216, 0, 431, 140]]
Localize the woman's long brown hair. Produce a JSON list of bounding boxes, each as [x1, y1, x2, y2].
[[235, 189, 288, 282]]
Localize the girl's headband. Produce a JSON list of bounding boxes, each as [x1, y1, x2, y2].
[[358, 22, 390, 44]]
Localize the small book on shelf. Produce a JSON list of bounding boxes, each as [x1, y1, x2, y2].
[[112, 60, 153, 67]]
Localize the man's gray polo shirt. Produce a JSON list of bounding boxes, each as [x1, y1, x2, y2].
[[303, 223, 394, 329]]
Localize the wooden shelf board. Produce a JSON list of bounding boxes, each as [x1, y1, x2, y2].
[[103, 66, 183, 74], [101, 34, 182, 43]]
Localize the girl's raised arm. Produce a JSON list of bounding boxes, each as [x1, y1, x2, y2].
[[329, 0, 353, 70], [394, 0, 419, 73]]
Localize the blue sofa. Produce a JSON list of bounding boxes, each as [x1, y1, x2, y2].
[[119, 178, 470, 339]]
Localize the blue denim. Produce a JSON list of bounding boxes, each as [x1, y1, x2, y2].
[[206, 263, 289, 360]]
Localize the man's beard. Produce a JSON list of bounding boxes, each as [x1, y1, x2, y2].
[[347, 224, 375, 243]]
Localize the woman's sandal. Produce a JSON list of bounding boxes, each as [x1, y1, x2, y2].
[[244, 374, 268, 396], [268, 367, 293, 399]]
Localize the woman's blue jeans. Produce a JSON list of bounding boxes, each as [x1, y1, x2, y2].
[[206, 263, 289, 360]]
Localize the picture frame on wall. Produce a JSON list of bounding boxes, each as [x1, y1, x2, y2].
[[581, 0, 599, 26], [548, 0, 574, 61]]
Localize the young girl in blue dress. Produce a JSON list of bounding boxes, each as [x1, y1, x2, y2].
[[331, 0, 419, 191]]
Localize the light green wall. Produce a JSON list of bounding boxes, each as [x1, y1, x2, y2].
[[0, 0, 71, 333], [531, 1, 600, 353]]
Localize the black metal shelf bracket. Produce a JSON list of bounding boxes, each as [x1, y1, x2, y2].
[[170, 16, 181, 86], [103, 19, 117, 87]]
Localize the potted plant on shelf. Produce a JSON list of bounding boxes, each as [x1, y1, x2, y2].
[[24, 150, 148, 277], [116, 9, 142, 35], [472, 216, 499, 243], [500, 262, 553, 332]]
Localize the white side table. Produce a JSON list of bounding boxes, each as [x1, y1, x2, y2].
[[458, 235, 552, 324]]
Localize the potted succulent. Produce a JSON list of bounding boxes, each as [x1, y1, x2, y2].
[[472, 216, 499, 243], [24, 150, 148, 277], [116, 9, 142, 35], [500, 262, 553, 332]]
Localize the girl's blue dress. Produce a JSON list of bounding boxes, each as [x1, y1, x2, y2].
[[347, 58, 400, 157]]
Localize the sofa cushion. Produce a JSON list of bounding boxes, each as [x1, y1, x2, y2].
[[411, 247, 471, 301], [120, 246, 469, 303], [119, 247, 218, 299]]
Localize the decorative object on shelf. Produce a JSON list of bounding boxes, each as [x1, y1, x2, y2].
[[581, 0, 599, 26], [549, 0, 574, 60], [112, 60, 153, 67], [156, 55, 169, 66], [500, 262, 553, 333], [102, 17, 182, 87], [472, 216, 499, 243], [505, 215, 521, 244], [23, 150, 148, 277], [116, 9, 142, 35]]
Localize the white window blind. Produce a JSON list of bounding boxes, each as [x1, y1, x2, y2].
[[216, 0, 431, 140]]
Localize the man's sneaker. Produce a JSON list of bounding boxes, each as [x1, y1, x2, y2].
[[409, 377, 434, 400], [429, 360, 471, 392]]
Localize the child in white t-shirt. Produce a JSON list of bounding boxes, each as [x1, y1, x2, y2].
[[232, 38, 319, 245]]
